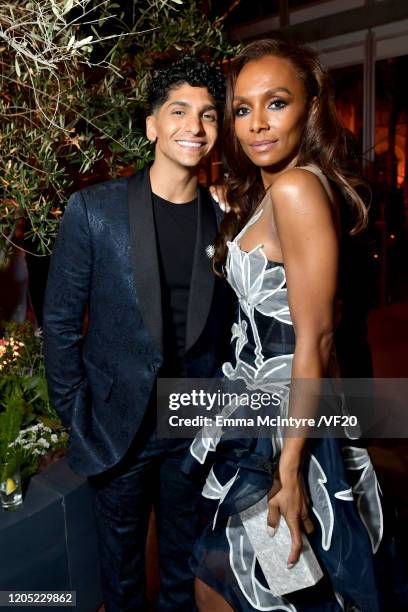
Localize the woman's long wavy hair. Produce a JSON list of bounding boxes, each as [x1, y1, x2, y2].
[[213, 38, 369, 275]]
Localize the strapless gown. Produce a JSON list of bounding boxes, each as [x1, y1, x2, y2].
[[182, 200, 406, 611]]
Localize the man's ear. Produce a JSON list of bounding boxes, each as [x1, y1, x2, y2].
[[146, 115, 157, 143]]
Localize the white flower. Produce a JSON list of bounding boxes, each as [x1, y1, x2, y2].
[[51, 434, 58, 444], [38, 438, 50, 448]]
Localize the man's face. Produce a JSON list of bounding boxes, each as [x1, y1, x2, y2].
[[146, 83, 218, 170]]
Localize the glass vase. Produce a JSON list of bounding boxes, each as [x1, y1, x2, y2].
[[0, 468, 23, 511]]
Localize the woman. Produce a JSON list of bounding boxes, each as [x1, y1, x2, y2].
[[183, 39, 395, 611]]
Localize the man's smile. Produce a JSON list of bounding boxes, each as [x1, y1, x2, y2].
[[175, 140, 206, 149]]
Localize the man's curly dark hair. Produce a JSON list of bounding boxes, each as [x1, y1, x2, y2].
[[147, 56, 225, 113]]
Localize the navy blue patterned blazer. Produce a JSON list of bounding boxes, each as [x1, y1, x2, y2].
[[43, 166, 232, 476]]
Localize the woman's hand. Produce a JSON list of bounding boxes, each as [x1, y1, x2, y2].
[[267, 470, 314, 568]]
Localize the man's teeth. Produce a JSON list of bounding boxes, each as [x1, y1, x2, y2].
[[177, 141, 203, 148]]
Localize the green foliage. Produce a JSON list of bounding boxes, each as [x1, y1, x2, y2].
[[0, 0, 237, 256], [0, 322, 68, 481], [0, 399, 24, 481]]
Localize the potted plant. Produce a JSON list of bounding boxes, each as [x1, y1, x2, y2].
[[0, 322, 68, 510]]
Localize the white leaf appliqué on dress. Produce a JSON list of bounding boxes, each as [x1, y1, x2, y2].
[[342, 446, 383, 553]]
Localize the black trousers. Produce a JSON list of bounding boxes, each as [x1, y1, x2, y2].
[[89, 421, 200, 612]]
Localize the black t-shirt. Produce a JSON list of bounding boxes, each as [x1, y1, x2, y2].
[[152, 193, 198, 376]]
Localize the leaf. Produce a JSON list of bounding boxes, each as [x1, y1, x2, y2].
[[15, 56, 21, 78], [67, 35, 75, 50], [171, 0, 184, 4], [51, 3, 61, 20], [2, 452, 21, 480], [0, 402, 24, 462], [40, 417, 65, 430], [63, 0, 74, 15], [73, 36, 94, 49]]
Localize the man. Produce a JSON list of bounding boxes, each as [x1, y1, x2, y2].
[[43, 57, 231, 611]]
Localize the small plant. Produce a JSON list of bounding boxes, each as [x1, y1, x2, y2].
[[0, 322, 68, 482]]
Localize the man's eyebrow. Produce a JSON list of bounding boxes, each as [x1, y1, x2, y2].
[[233, 87, 292, 102], [168, 101, 217, 112], [202, 104, 217, 112], [168, 101, 190, 108]]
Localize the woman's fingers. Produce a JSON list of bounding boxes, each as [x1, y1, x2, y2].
[[302, 514, 314, 535], [267, 475, 314, 564], [286, 508, 313, 566], [268, 476, 281, 498], [267, 498, 281, 536], [301, 495, 314, 534], [285, 515, 303, 567]]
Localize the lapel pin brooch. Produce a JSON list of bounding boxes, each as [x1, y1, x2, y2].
[[205, 244, 215, 259]]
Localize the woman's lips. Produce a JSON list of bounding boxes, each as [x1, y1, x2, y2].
[[249, 140, 278, 152]]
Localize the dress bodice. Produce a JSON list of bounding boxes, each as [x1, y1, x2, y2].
[[222, 165, 336, 385], [222, 205, 295, 385]]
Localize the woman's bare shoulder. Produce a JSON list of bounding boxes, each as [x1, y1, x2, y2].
[[271, 167, 327, 196], [270, 167, 332, 216]]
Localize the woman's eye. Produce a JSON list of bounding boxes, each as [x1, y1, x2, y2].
[[269, 99, 287, 110], [234, 106, 249, 117]]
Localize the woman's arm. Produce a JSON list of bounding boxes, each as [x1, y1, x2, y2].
[[267, 168, 339, 566]]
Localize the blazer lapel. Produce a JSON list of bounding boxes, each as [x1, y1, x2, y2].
[[185, 186, 217, 352], [128, 167, 163, 353]]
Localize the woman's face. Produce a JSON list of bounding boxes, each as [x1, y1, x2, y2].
[[233, 55, 309, 181]]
